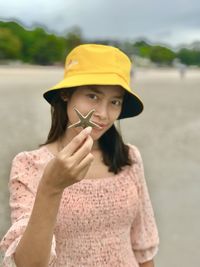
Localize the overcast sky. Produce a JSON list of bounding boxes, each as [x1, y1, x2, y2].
[[0, 0, 200, 47]]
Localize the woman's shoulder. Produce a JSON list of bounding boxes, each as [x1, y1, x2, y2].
[[126, 144, 146, 187], [12, 145, 53, 167], [126, 143, 143, 163], [9, 146, 53, 192]]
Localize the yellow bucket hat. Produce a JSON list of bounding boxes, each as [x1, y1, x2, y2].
[[43, 44, 143, 119]]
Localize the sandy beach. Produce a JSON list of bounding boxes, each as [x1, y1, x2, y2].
[[0, 65, 199, 266]]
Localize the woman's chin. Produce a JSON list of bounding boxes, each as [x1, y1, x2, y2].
[[91, 127, 108, 140]]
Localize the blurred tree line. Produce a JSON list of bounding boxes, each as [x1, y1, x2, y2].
[[0, 21, 82, 65], [0, 21, 200, 66]]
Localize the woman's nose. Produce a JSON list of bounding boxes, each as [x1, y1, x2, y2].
[[93, 103, 108, 120]]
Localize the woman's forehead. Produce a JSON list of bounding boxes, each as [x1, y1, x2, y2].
[[79, 85, 124, 97]]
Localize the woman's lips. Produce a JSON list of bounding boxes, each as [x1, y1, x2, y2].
[[92, 122, 108, 130]]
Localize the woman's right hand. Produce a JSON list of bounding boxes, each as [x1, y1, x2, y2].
[[40, 127, 94, 195]]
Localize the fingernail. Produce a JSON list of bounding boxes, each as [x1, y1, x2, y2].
[[85, 126, 92, 134]]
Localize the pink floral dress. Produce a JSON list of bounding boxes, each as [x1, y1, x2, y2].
[[0, 144, 159, 267]]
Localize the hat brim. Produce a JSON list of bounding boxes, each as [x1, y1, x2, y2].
[[43, 73, 143, 119]]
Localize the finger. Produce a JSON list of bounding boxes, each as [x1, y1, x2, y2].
[[75, 153, 94, 180], [71, 135, 93, 164], [61, 127, 92, 156]]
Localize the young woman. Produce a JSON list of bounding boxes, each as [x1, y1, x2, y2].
[[0, 44, 159, 267]]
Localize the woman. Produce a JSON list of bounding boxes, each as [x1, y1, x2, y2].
[[0, 44, 159, 267]]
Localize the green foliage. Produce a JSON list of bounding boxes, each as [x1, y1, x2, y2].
[[0, 21, 80, 65], [0, 21, 31, 61], [0, 28, 21, 59], [132, 41, 152, 58], [132, 42, 176, 65], [149, 46, 176, 65], [177, 48, 200, 66], [139, 46, 152, 58], [0, 21, 200, 66], [28, 30, 66, 65], [65, 26, 83, 54]]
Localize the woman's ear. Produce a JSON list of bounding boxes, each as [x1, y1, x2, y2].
[[60, 91, 68, 102]]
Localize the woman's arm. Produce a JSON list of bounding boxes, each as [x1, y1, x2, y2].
[[129, 145, 159, 266], [14, 185, 63, 267], [139, 260, 154, 267], [13, 127, 94, 267]]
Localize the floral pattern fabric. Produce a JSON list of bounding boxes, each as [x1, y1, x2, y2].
[[0, 144, 159, 267]]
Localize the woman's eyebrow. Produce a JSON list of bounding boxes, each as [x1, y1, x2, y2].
[[89, 87, 104, 95], [88, 87, 124, 99]]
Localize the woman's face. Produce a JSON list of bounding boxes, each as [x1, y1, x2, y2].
[[65, 85, 124, 140]]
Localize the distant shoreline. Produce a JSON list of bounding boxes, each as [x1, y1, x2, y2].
[[0, 63, 199, 70]]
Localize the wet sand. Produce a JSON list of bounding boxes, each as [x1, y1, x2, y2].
[[0, 65, 199, 266]]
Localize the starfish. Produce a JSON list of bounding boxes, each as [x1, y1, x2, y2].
[[68, 108, 102, 129]]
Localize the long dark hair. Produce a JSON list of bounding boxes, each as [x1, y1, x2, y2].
[[41, 87, 134, 174]]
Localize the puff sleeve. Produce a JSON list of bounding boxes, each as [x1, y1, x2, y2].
[[129, 145, 159, 263], [0, 152, 57, 267]]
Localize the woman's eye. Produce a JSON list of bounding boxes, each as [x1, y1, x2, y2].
[[112, 100, 122, 106], [87, 94, 98, 100]]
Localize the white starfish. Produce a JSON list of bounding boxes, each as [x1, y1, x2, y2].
[[68, 108, 102, 129]]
